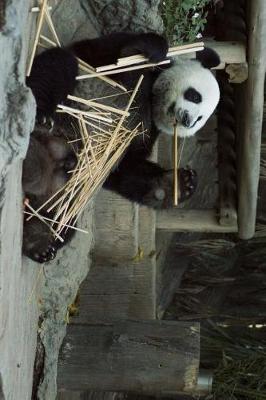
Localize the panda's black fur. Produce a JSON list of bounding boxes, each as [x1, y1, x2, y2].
[[23, 32, 220, 263]]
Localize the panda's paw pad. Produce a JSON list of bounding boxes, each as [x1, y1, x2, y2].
[[31, 243, 57, 264], [179, 167, 197, 202], [153, 168, 197, 208]]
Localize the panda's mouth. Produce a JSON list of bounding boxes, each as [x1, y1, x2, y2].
[[175, 108, 191, 128], [174, 108, 203, 129]]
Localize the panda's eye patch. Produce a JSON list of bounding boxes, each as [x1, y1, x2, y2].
[[184, 88, 202, 104]]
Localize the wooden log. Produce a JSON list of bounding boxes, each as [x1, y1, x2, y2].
[[238, 0, 266, 239], [156, 209, 238, 233], [58, 321, 200, 394]]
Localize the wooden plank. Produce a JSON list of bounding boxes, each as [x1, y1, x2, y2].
[[156, 209, 238, 233], [58, 321, 200, 394], [186, 41, 246, 69], [238, 0, 266, 239], [71, 261, 156, 322], [71, 190, 156, 322]]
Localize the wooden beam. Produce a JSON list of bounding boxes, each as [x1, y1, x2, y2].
[[156, 209, 238, 233], [186, 41, 246, 70], [238, 0, 266, 239], [58, 321, 200, 395]]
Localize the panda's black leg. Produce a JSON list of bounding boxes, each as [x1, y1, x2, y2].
[[23, 216, 58, 263], [26, 47, 78, 121], [103, 159, 197, 209]]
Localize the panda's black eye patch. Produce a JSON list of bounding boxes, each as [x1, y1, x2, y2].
[[184, 88, 202, 104]]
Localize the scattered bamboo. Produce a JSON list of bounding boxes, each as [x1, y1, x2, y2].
[[67, 95, 130, 117], [173, 123, 179, 206], [26, 76, 144, 236], [24, 211, 89, 234], [25, 201, 64, 242], [27, 0, 48, 76]]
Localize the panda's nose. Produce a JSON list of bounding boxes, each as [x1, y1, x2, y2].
[[181, 111, 191, 128]]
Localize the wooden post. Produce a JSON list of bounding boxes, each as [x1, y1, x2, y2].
[[238, 0, 266, 239], [217, 73, 238, 227], [58, 321, 200, 395]]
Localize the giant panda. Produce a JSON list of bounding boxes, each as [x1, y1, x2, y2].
[[23, 32, 220, 263]]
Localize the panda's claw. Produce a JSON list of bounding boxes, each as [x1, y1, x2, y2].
[[178, 167, 197, 203], [31, 243, 57, 263], [36, 114, 55, 132]]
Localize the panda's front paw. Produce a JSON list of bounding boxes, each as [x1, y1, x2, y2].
[[144, 167, 197, 209], [178, 167, 198, 203], [26, 241, 57, 264], [121, 33, 168, 63]]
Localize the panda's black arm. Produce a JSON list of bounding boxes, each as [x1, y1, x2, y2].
[[103, 157, 172, 209], [69, 32, 168, 68]]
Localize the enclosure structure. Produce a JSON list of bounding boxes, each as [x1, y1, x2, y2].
[[0, 0, 265, 399], [158, 0, 266, 240], [58, 0, 266, 398]]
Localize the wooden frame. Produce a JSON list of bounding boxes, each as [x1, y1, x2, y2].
[[157, 0, 266, 238]]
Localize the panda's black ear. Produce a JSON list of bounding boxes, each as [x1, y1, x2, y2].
[[196, 47, 220, 69]]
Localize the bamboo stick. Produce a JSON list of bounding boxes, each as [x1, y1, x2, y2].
[[57, 104, 113, 123], [67, 95, 130, 117], [31, 6, 52, 12], [27, 0, 48, 76], [96, 45, 204, 72], [173, 124, 179, 206], [115, 41, 205, 66], [44, 8, 61, 46], [75, 56, 127, 92], [77, 60, 171, 80]]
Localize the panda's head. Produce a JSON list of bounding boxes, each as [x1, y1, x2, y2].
[[152, 48, 220, 137]]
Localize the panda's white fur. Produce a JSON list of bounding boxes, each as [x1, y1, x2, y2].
[[152, 58, 220, 137]]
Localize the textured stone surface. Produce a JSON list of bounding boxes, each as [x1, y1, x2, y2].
[[0, 1, 37, 399]]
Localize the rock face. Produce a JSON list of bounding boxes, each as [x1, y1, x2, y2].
[[1, 0, 164, 399], [0, 1, 37, 399]]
